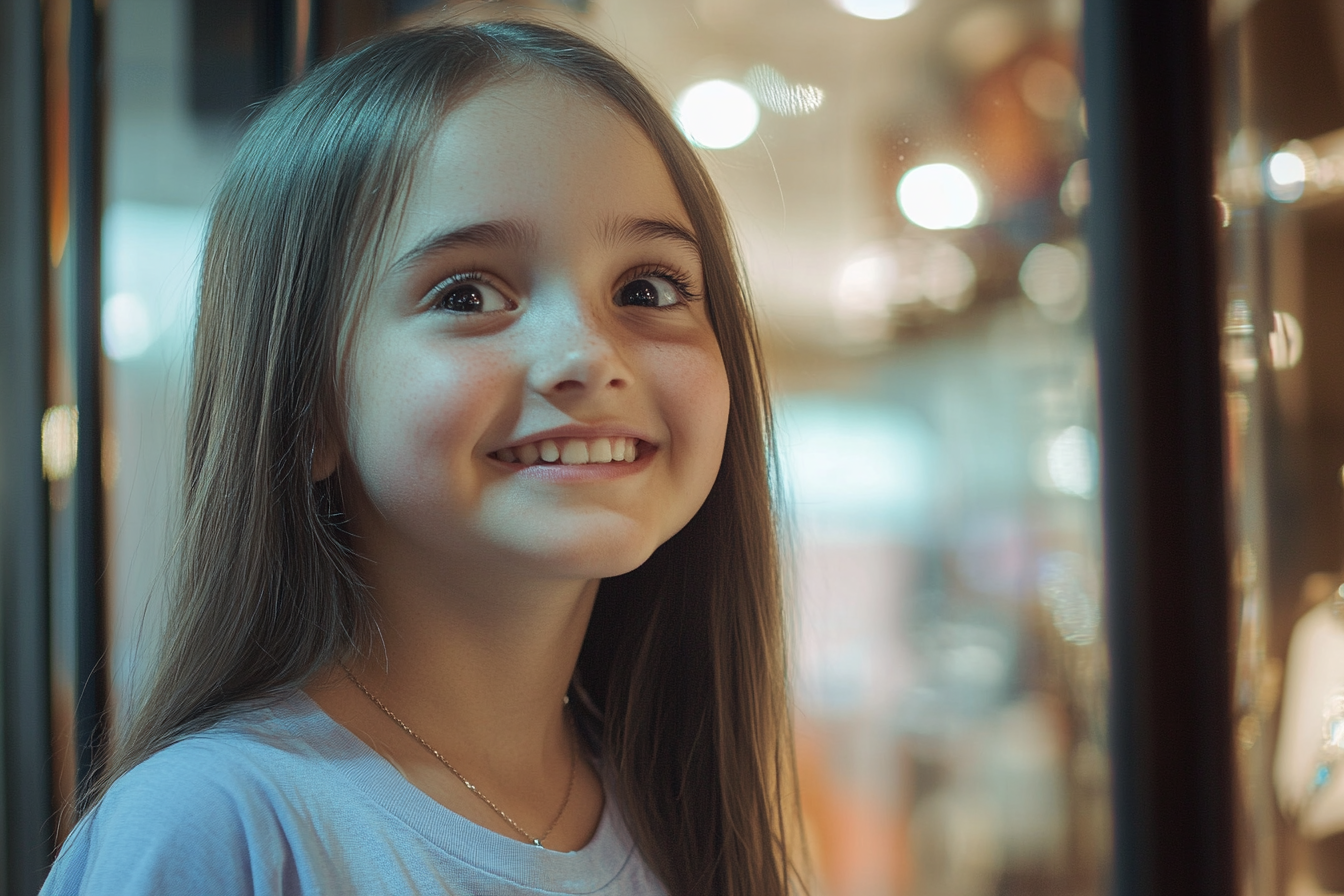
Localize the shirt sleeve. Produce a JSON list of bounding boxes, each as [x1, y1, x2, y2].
[[40, 742, 299, 896]]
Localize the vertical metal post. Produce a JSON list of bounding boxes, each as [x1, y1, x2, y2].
[[0, 0, 56, 890], [69, 0, 109, 803], [1084, 0, 1236, 892]]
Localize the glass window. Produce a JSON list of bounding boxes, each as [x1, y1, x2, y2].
[[93, 1, 1106, 892], [1218, 2, 1344, 893]]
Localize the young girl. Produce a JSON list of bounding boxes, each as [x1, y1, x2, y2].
[[42, 18, 799, 896]]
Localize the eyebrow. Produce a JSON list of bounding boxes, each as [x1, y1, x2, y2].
[[599, 215, 700, 255], [389, 219, 539, 275], [389, 214, 701, 276]]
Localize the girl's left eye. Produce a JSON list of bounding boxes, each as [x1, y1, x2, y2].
[[428, 277, 512, 314], [616, 276, 685, 308]]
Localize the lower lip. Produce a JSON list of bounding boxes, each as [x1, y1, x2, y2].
[[487, 445, 657, 481]]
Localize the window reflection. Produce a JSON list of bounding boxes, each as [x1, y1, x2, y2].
[[1215, 1, 1344, 894]]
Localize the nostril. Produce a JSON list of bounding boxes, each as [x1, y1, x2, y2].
[[530, 342, 628, 394], [547, 376, 626, 393]]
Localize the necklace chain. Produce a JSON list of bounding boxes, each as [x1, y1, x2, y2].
[[341, 664, 577, 848]]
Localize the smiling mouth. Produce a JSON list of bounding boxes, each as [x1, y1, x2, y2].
[[491, 437, 644, 467]]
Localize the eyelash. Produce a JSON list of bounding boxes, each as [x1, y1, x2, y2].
[[423, 265, 704, 310], [624, 265, 703, 307], [425, 270, 505, 309]]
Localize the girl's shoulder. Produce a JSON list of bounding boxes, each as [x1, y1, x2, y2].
[[98, 690, 333, 813], [40, 691, 342, 896]]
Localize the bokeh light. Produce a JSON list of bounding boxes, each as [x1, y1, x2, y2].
[[1266, 150, 1307, 202], [833, 246, 900, 342], [41, 405, 78, 481], [102, 292, 155, 360], [745, 65, 825, 117], [946, 3, 1025, 73], [832, 239, 978, 336], [1269, 310, 1304, 370], [832, 0, 916, 20], [836, 249, 902, 311], [1019, 243, 1082, 307], [896, 163, 983, 229], [922, 240, 977, 310], [1019, 57, 1078, 121], [674, 80, 760, 150], [1045, 426, 1097, 498], [1059, 159, 1090, 217], [1037, 552, 1100, 645]]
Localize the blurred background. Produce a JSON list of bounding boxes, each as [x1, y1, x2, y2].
[[5, 0, 1344, 893]]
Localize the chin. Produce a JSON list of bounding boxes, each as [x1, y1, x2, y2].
[[529, 539, 664, 581], [499, 521, 672, 582]]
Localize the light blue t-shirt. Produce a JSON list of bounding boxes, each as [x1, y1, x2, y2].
[[41, 691, 667, 895]]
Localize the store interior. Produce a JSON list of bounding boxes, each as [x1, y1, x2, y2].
[[27, 0, 1344, 892]]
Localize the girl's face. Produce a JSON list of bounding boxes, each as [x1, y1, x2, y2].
[[336, 78, 730, 590]]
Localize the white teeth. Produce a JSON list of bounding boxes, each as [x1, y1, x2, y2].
[[560, 440, 589, 464], [495, 436, 645, 466]]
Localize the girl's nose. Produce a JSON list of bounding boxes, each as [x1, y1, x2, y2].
[[525, 309, 630, 396]]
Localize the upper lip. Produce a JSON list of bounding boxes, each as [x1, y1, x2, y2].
[[494, 423, 657, 451]]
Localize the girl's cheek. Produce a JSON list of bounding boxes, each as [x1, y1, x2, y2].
[[648, 339, 730, 437], [347, 342, 500, 495]]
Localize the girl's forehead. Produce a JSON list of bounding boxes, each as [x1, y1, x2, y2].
[[400, 78, 685, 228]]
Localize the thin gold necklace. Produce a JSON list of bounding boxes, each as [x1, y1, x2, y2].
[[341, 663, 577, 849]]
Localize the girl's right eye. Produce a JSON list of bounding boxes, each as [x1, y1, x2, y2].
[[427, 276, 512, 314]]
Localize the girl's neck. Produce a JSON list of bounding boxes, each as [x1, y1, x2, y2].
[[304, 574, 605, 850], [335, 572, 596, 765]]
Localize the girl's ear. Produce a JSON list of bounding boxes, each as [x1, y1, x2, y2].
[[311, 438, 340, 482]]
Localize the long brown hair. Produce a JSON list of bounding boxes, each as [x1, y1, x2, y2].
[[103, 20, 799, 896]]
